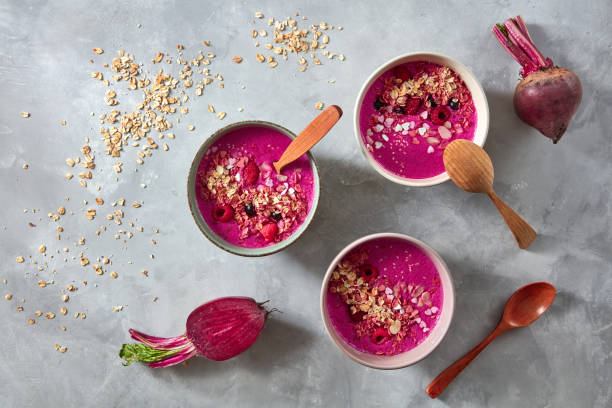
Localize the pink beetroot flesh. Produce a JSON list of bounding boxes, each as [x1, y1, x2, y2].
[[186, 297, 267, 361], [493, 16, 582, 143]]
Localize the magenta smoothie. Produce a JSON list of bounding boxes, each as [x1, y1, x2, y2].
[[326, 237, 443, 355], [359, 61, 477, 179], [195, 125, 315, 248]]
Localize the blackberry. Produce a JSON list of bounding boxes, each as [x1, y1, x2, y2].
[[244, 203, 256, 217]]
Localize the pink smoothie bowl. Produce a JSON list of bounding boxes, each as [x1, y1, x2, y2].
[[320, 233, 455, 369], [354, 52, 489, 187]]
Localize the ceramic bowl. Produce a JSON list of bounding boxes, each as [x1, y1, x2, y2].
[[187, 121, 320, 257], [353, 52, 489, 187], [320, 233, 455, 369]]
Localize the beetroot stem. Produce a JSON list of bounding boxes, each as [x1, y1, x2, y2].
[[492, 25, 538, 76], [503, 19, 549, 69], [514, 15, 532, 42]]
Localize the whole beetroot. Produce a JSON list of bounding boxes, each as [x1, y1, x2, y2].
[[493, 16, 582, 143]]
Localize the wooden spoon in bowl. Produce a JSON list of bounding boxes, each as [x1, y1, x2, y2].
[[426, 281, 556, 398], [273, 105, 342, 174], [443, 139, 537, 249]]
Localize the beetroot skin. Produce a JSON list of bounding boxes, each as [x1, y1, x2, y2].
[[493, 16, 582, 143], [513, 68, 582, 143], [119, 297, 270, 367]]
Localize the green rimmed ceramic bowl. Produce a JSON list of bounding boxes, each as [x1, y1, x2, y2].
[[187, 121, 320, 257]]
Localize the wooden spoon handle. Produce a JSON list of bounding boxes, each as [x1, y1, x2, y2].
[[273, 105, 342, 174], [426, 326, 506, 398], [487, 190, 537, 249]]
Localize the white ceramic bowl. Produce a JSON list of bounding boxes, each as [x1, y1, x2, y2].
[[354, 52, 489, 187], [320, 233, 455, 369]]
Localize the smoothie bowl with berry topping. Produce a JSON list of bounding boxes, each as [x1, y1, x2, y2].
[[321, 233, 455, 369], [187, 121, 319, 256], [354, 53, 489, 186]]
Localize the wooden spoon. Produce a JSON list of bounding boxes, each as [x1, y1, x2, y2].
[[443, 139, 537, 249], [273, 105, 342, 174], [426, 281, 556, 399]]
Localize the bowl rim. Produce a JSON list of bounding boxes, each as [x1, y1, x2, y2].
[[320, 232, 455, 369], [187, 120, 320, 257], [353, 51, 490, 187]]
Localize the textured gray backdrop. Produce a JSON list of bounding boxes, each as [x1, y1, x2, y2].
[[1, 1, 610, 407]]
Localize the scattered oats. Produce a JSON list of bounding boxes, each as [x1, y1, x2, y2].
[[141, 269, 148, 277], [112, 306, 123, 312], [39, 245, 46, 253], [187, 125, 195, 131], [207, 105, 215, 113], [65, 173, 73, 180], [256, 53, 265, 63], [61, 307, 67, 315], [28, 318, 35, 325], [16, 256, 24, 263], [152, 296, 158, 302], [254, 11, 264, 18], [151, 239, 157, 245], [217, 112, 226, 120], [17, 306, 23, 311], [62, 294, 69, 302], [137, 23, 142, 28], [5, 294, 12, 300], [238, 107, 243, 112], [23, 164, 28, 169], [35, 311, 42, 316], [58, 206, 66, 215], [81, 313, 86, 320], [163, 143, 169, 151], [140, 184, 146, 188], [259, 30, 267, 37], [93, 48, 104, 54], [232, 56, 243, 64], [37, 280, 47, 287], [74, 312, 79, 318], [20, 111, 30, 118], [81, 257, 89, 266], [61, 325, 66, 331], [60, 120, 67, 126], [315, 101, 324, 110], [132, 202, 141, 208], [110, 271, 118, 279], [338, 54, 345, 61], [45, 312, 55, 319], [65, 158, 75, 167]]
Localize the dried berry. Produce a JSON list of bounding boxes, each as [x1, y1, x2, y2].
[[427, 95, 438, 108], [373, 98, 385, 111], [404, 98, 422, 115], [393, 66, 412, 81], [243, 160, 260, 185], [212, 204, 234, 222], [431, 106, 451, 125], [260, 222, 278, 242], [393, 105, 406, 115], [448, 97, 459, 110], [371, 327, 390, 344], [349, 309, 366, 323], [244, 203, 256, 217], [359, 264, 378, 282]]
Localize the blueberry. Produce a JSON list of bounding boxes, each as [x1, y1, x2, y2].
[[271, 211, 282, 221], [373, 98, 385, 111], [244, 203, 256, 217], [448, 98, 459, 110], [427, 95, 437, 108]]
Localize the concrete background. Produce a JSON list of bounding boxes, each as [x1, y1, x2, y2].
[[1, 1, 610, 407]]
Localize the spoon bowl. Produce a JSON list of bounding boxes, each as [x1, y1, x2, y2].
[[502, 281, 556, 328], [443, 139, 494, 194]]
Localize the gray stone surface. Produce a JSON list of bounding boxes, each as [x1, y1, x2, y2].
[[1, 1, 610, 407]]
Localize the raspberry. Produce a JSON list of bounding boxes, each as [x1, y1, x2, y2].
[[212, 204, 234, 222], [393, 66, 412, 81], [260, 222, 278, 242], [243, 160, 260, 185], [371, 327, 390, 344], [359, 264, 378, 282], [431, 106, 451, 125], [404, 98, 422, 115]]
